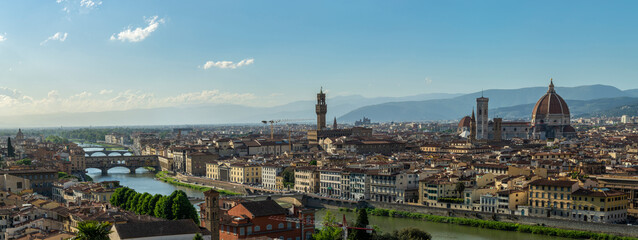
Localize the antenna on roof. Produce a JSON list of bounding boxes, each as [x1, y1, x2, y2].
[[481, 89, 484, 97]]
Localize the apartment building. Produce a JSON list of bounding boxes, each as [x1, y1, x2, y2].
[[319, 169, 342, 197], [261, 164, 284, 190], [185, 151, 218, 176], [348, 169, 370, 200], [528, 179, 578, 218], [370, 171, 418, 203], [294, 167, 319, 193], [230, 163, 262, 184], [571, 188, 628, 223]]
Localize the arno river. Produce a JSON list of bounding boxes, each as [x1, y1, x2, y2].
[[88, 168, 568, 240]]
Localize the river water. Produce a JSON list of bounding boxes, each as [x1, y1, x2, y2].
[[88, 168, 568, 240], [86, 167, 204, 198], [315, 209, 569, 240]]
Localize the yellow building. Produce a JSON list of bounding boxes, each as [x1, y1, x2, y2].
[[276, 176, 285, 190], [229, 163, 261, 184], [294, 167, 319, 193], [571, 188, 628, 223], [206, 162, 219, 180], [528, 179, 577, 218], [419, 178, 458, 205]]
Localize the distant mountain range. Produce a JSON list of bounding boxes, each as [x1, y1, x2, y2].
[[338, 85, 638, 122], [1, 85, 636, 128], [0, 92, 462, 128]]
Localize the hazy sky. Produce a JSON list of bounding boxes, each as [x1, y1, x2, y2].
[[1, 0, 637, 116]]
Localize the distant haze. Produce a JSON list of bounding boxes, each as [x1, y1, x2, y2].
[[1, 84, 637, 128]]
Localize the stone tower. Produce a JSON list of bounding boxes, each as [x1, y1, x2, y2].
[[316, 88, 327, 130], [470, 110, 476, 142], [476, 95, 489, 140], [493, 118, 503, 142], [333, 117, 337, 129], [203, 189, 220, 240]]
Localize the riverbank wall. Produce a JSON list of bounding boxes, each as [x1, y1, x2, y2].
[[173, 173, 248, 194], [305, 196, 638, 237]]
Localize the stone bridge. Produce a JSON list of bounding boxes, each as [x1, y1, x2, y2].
[[84, 149, 132, 157], [85, 155, 159, 175]]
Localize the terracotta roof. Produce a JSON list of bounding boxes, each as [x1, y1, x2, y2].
[[112, 219, 201, 239], [532, 81, 570, 117], [458, 116, 471, 129], [529, 179, 576, 187], [238, 200, 287, 217], [572, 188, 626, 197]]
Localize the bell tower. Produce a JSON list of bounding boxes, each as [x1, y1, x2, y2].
[[476, 93, 489, 140], [316, 87, 327, 130], [203, 189, 220, 240]]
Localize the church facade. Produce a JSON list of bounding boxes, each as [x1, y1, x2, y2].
[[458, 80, 575, 141]]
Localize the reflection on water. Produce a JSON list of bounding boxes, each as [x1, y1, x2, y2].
[[315, 209, 569, 240], [86, 167, 204, 199]]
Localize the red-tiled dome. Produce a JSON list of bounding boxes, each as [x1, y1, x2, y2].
[[458, 116, 471, 129], [532, 80, 570, 118]]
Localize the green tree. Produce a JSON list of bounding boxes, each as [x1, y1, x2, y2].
[[16, 158, 32, 165], [312, 210, 343, 240], [396, 228, 431, 240], [282, 167, 295, 189], [193, 233, 204, 240], [372, 231, 398, 240], [121, 188, 136, 208], [112, 187, 133, 207], [171, 190, 199, 223], [7, 137, 15, 158], [455, 182, 465, 197], [45, 135, 69, 144], [154, 196, 173, 219], [74, 221, 112, 240], [146, 194, 162, 215], [137, 193, 152, 214], [349, 209, 370, 240], [109, 188, 122, 206], [129, 193, 143, 211]]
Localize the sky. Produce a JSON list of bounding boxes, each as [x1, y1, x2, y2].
[[1, 0, 638, 116]]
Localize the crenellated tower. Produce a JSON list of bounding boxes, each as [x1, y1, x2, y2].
[[316, 88, 327, 130]]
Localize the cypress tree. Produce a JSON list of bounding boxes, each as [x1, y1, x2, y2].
[[7, 137, 15, 158], [350, 209, 370, 240]]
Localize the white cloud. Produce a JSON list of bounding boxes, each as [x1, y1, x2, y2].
[[40, 32, 68, 45], [80, 0, 101, 9], [110, 16, 164, 43], [425, 77, 433, 85], [0, 33, 6, 42], [57, 0, 101, 14], [99, 89, 113, 95], [0, 88, 256, 116], [202, 58, 255, 69]]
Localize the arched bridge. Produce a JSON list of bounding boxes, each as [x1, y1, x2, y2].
[[85, 155, 159, 175], [84, 150, 132, 157]]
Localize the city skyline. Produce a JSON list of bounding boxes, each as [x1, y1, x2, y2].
[[1, 1, 638, 117]]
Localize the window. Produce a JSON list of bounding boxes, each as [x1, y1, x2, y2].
[[279, 223, 284, 229], [254, 226, 260, 232], [267, 224, 272, 230]]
